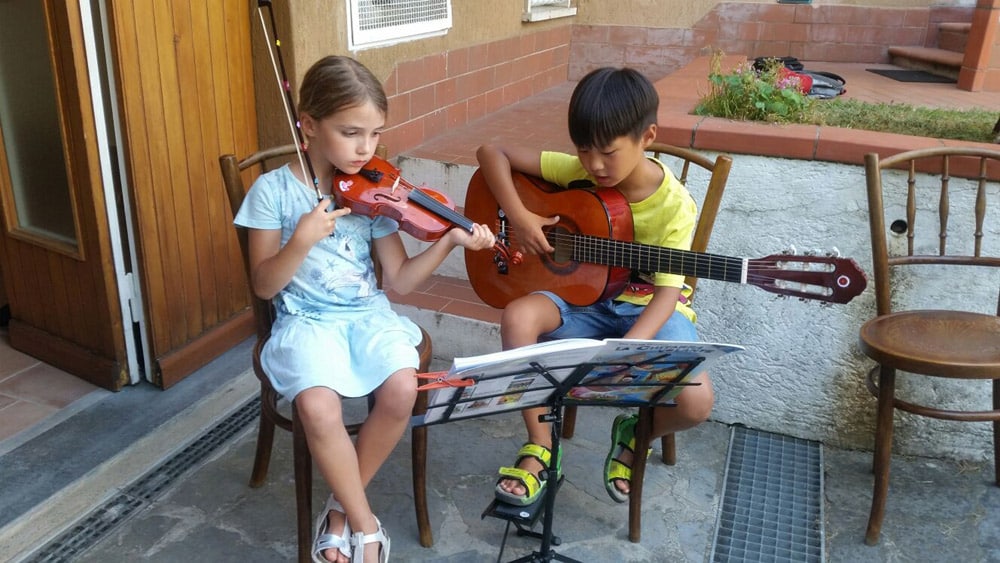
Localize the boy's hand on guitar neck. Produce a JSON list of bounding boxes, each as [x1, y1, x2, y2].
[[510, 210, 559, 255]]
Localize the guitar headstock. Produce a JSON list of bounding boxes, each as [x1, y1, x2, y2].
[[747, 249, 868, 304]]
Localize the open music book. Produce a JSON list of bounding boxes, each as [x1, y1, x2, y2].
[[413, 338, 743, 427]]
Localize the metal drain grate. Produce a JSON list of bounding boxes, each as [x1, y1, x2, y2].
[[710, 425, 824, 563], [26, 397, 260, 563]]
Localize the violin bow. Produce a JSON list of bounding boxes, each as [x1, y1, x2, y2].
[[256, 0, 323, 202]]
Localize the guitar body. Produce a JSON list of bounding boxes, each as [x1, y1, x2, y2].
[[464, 170, 634, 308], [465, 170, 868, 307]]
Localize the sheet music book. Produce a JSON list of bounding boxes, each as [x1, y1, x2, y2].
[[413, 338, 742, 427]]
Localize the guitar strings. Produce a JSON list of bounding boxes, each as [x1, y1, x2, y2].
[[493, 224, 833, 286]]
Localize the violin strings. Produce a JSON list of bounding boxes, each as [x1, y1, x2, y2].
[[407, 187, 475, 232]]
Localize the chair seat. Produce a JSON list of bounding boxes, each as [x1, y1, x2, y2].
[[859, 310, 1000, 379]]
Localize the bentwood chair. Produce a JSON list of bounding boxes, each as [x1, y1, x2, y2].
[[560, 142, 733, 542], [860, 147, 1000, 545], [219, 144, 433, 562]]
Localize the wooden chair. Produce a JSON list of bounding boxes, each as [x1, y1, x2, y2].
[[860, 146, 1000, 545], [561, 142, 733, 542], [218, 144, 433, 562]]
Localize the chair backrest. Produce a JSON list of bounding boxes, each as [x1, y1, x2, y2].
[[646, 142, 733, 302], [219, 145, 299, 341], [864, 147, 1000, 317]]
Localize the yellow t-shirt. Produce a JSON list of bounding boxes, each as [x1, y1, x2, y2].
[[539, 151, 698, 322]]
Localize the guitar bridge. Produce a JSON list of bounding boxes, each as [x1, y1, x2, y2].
[[492, 211, 515, 274], [494, 231, 511, 274]]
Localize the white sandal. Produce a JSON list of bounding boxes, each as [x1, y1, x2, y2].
[[312, 495, 352, 562], [350, 516, 389, 563]]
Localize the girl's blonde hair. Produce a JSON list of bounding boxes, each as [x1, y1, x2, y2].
[[298, 55, 388, 120]]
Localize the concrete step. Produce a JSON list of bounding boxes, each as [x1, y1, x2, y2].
[[394, 154, 480, 279], [887, 46, 963, 80], [937, 22, 972, 54]]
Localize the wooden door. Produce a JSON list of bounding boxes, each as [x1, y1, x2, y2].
[[106, 1, 258, 388], [0, 1, 127, 389], [0, 1, 259, 391]]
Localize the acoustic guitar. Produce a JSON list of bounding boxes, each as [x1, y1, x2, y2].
[[463, 170, 867, 309]]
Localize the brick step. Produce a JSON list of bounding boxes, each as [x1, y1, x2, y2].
[[887, 46, 963, 80], [937, 22, 972, 54]]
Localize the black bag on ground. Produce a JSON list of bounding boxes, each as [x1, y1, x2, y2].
[[801, 70, 846, 99], [751, 56, 846, 99]]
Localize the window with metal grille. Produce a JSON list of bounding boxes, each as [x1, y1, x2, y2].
[[347, 0, 452, 50], [523, 0, 576, 22]]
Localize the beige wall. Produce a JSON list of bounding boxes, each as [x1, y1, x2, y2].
[[576, 0, 964, 28], [250, 0, 980, 148], [577, 0, 717, 28], [257, 0, 965, 83], [252, 0, 571, 149]]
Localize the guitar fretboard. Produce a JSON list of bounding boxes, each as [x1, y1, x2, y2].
[[563, 234, 747, 284]]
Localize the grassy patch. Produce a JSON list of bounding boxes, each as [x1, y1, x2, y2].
[[807, 99, 997, 143]]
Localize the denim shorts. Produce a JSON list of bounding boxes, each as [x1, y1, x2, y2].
[[538, 291, 698, 342]]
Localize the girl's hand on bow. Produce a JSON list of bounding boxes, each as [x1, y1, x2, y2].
[[294, 199, 352, 246]]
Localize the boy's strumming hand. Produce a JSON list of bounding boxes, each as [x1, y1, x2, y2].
[[512, 212, 559, 255]]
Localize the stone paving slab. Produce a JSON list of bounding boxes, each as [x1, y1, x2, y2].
[[67, 399, 1000, 563]]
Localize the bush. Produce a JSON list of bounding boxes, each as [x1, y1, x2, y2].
[[695, 52, 814, 123]]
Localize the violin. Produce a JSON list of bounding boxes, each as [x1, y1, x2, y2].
[[333, 155, 520, 268], [333, 156, 466, 242]]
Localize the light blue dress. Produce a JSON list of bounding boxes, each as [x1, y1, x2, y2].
[[233, 165, 421, 400]]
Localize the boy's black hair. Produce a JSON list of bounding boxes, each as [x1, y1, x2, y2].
[[567, 67, 658, 150]]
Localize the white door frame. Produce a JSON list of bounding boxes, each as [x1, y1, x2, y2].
[[80, 0, 151, 384]]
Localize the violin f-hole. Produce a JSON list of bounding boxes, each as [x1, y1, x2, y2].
[[373, 192, 403, 204]]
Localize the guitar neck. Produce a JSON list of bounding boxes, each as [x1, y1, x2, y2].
[[561, 233, 747, 284]]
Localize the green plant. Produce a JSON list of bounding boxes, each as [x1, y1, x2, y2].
[[694, 53, 814, 122], [694, 52, 997, 144]]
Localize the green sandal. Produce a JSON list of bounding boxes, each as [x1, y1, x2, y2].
[[604, 414, 639, 504], [495, 442, 561, 506]]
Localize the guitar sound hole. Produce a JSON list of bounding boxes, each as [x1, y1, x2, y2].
[[543, 226, 579, 275]]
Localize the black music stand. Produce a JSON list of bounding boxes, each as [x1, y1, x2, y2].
[[414, 338, 743, 563]]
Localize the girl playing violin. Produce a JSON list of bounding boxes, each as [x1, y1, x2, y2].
[[234, 55, 494, 563]]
